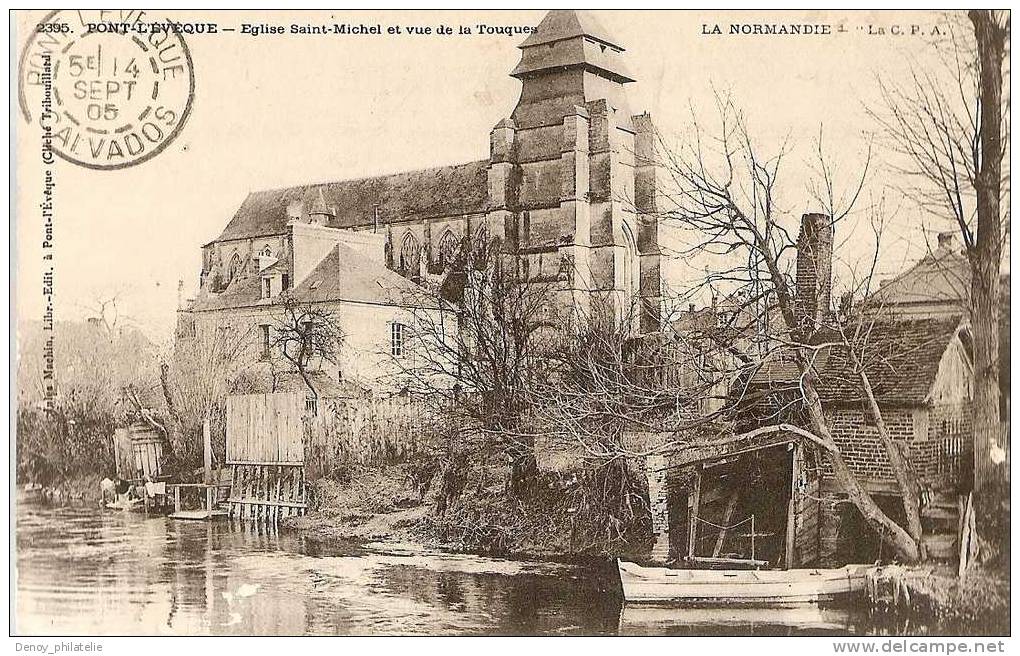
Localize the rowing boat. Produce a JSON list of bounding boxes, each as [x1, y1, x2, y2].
[[618, 559, 869, 606]]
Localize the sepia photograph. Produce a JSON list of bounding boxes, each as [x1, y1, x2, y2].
[[10, 7, 1012, 643]]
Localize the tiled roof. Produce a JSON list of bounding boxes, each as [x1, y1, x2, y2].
[[750, 318, 967, 405], [187, 243, 421, 312], [212, 160, 490, 244]]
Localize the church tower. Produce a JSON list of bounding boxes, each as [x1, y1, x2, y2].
[[485, 9, 661, 332]]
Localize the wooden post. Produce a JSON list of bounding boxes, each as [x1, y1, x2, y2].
[[750, 514, 756, 568], [712, 489, 740, 558], [687, 466, 702, 560], [785, 442, 800, 569], [174, 485, 182, 514], [203, 417, 213, 485]]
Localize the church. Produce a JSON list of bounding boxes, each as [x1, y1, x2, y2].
[[180, 10, 663, 388]]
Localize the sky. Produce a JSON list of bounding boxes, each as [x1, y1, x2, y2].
[[13, 9, 979, 343]]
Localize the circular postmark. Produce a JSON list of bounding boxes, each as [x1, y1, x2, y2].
[[19, 10, 195, 170]]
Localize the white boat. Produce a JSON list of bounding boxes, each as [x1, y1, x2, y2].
[[618, 560, 869, 606]]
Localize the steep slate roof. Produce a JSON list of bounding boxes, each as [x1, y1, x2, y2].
[[750, 318, 967, 406], [512, 10, 635, 83], [188, 243, 421, 312], [212, 160, 489, 244], [868, 247, 971, 309], [290, 244, 420, 305], [520, 9, 622, 48]]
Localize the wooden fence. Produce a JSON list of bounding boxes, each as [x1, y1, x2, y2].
[[226, 392, 305, 465], [304, 396, 426, 477], [224, 392, 427, 521], [226, 393, 307, 522]]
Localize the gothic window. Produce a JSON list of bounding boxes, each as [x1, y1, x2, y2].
[[399, 232, 420, 273], [438, 230, 459, 268], [471, 225, 490, 263], [228, 252, 243, 282]]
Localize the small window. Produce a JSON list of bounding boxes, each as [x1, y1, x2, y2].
[[261, 246, 272, 257], [282, 273, 290, 290], [260, 324, 271, 360], [391, 322, 405, 357], [262, 277, 272, 299], [305, 397, 318, 416]]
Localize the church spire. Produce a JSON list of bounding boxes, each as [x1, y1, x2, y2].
[[308, 187, 335, 224], [512, 10, 634, 83]]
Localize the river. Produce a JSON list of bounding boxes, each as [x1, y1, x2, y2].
[[16, 500, 886, 636]]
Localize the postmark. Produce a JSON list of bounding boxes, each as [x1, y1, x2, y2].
[[19, 10, 195, 171]]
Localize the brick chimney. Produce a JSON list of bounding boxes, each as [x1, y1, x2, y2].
[[795, 213, 834, 332]]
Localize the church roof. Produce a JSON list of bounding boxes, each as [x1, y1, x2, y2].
[[520, 10, 623, 49], [211, 160, 489, 244]]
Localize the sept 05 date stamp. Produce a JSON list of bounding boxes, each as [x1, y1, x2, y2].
[[19, 10, 195, 170]]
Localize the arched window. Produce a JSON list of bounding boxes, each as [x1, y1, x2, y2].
[[471, 225, 490, 264], [399, 232, 420, 273], [438, 230, 459, 268], [228, 252, 243, 282]]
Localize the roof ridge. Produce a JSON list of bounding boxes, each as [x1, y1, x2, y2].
[[246, 158, 490, 197]]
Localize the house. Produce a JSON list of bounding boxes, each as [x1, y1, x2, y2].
[[748, 316, 975, 564], [631, 213, 979, 567], [189, 10, 664, 345], [867, 230, 1010, 419], [177, 221, 449, 393]]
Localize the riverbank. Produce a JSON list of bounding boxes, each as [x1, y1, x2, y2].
[[868, 564, 1009, 635], [904, 566, 1009, 634], [282, 465, 432, 547], [283, 463, 651, 562], [19, 473, 108, 505]]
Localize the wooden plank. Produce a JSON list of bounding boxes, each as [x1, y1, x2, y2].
[[786, 444, 801, 569], [687, 466, 702, 559], [224, 499, 308, 509], [689, 556, 769, 567], [712, 489, 741, 558]]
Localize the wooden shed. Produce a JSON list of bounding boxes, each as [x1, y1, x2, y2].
[[638, 428, 820, 570]]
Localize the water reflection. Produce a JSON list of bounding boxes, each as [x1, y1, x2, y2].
[[16, 501, 872, 636]]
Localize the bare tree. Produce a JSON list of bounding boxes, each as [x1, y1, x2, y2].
[[270, 295, 346, 399], [395, 239, 560, 497], [871, 10, 1010, 493], [642, 92, 927, 561], [161, 319, 256, 472]]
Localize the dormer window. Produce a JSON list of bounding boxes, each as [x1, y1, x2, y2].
[[261, 246, 273, 257]]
